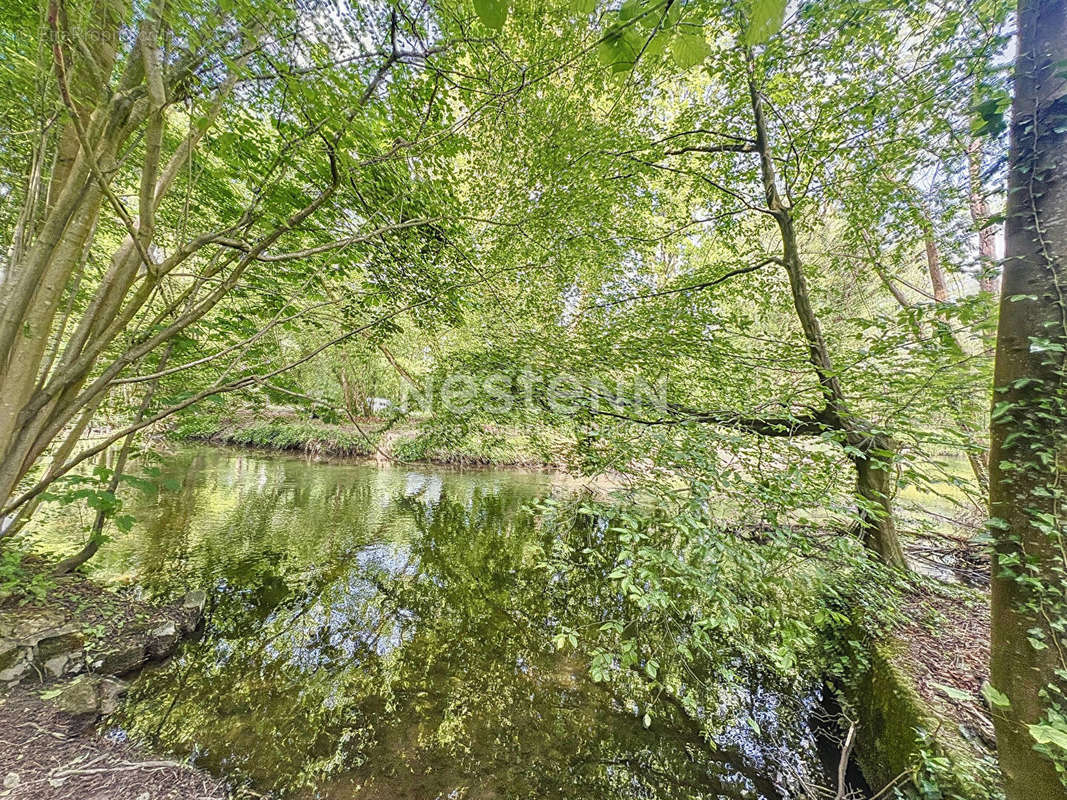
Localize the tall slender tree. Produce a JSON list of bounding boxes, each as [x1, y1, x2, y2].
[[0, 0, 481, 532], [989, 0, 1067, 795]]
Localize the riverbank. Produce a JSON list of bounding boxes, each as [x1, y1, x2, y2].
[[0, 687, 228, 800], [171, 412, 566, 468], [840, 579, 1001, 797], [0, 560, 219, 799]]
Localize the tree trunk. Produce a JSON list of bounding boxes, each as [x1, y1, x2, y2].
[[50, 504, 108, 575], [851, 434, 907, 568], [989, 0, 1067, 796], [1, 396, 101, 539], [50, 443, 120, 575], [746, 56, 905, 567], [961, 426, 991, 499], [968, 138, 1000, 296], [918, 207, 992, 497], [922, 223, 949, 302], [52, 345, 168, 574]]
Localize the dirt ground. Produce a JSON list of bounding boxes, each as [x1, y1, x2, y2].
[[0, 687, 227, 800], [897, 580, 996, 750], [1, 559, 225, 799]]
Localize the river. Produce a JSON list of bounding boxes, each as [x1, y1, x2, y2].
[[27, 445, 862, 799]]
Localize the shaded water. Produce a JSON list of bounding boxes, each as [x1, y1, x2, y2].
[[28, 446, 858, 799]]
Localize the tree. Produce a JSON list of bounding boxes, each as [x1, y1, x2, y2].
[[0, 0, 487, 530], [988, 0, 1067, 794], [733, 48, 906, 566], [427, 0, 1007, 568]]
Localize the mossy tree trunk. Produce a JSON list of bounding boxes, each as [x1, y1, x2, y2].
[[852, 434, 906, 568], [989, 0, 1067, 796]]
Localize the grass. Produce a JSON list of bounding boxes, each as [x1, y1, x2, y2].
[[171, 413, 562, 467], [389, 425, 558, 467], [173, 416, 378, 458]]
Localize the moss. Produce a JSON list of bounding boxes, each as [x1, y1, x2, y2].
[[840, 638, 1002, 799]]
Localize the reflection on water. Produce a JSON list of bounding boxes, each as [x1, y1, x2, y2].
[[27, 447, 842, 799]]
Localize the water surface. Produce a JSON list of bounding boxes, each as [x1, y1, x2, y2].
[[28, 446, 850, 799]]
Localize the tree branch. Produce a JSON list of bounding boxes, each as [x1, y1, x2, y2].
[[588, 257, 783, 311]]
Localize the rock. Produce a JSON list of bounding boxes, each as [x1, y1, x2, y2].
[[49, 674, 131, 717], [53, 676, 102, 716], [0, 638, 20, 672], [0, 655, 30, 685], [41, 649, 83, 679], [178, 590, 207, 633], [32, 626, 84, 661], [147, 621, 178, 660], [7, 609, 67, 641], [91, 641, 146, 676], [0, 612, 87, 686], [0, 638, 30, 684], [98, 677, 129, 715], [29, 626, 85, 680], [3, 772, 19, 789], [182, 589, 207, 616], [42, 653, 69, 679]]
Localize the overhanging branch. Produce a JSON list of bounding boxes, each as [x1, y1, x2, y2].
[[589, 401, 836, 437], [588, 257, 784, 311]]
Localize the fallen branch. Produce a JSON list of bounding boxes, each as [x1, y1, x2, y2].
[[835, 718, 857, 800], [51, 759, 186, 778]]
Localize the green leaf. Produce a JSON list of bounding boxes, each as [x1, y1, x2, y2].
[[643, 32, 668, 58], [931, 682, 973, 703], [618, 0, 641, 21], [981, 683, 1011, 708], [473, 0, 507, 30], [598, 28, 641, 72], [671, 33, 711, 69], [570, 0, 596, 13], [1029, 723, 1067, 751], [744, 0, 787, 46], [969, 91, 1010, 138]]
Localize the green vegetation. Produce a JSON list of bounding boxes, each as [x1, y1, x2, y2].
[[1, 0, 1065, 796], [174, 416, 378, 458], [172, 413, 561, 465], [842, 640, 1002, 800]]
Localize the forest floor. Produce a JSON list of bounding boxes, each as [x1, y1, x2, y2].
[[895, 580, 996, 749], [0, 687, 227, 800], [893, 481, 998, 757], [0, 562, 217, 800], [838, 573, 1000, 798]]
